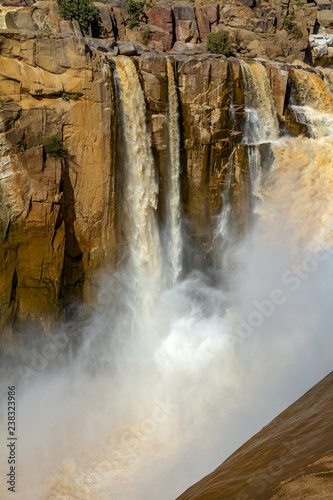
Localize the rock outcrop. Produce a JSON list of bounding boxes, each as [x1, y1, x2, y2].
[[0, 32, 117, 330], [177, 371, 333, 500], [0, 0, 319, 63]]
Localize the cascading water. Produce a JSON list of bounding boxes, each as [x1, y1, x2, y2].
[[219, 61, 279, 242], [289, 68, 333, 138], [240, 61, 279, 144], [114, 56, 161, 310], [258, 67, 333, 252], [166, 58, 182, 284], [1, 58, 333, 500]]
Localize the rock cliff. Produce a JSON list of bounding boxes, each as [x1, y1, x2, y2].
[[0, 0, 332, 329], [176, 371, 333, 500], [0, 27, 331, 329]]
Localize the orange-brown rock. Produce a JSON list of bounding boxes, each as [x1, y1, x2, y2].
[[177, 371, 333, 500], [0, 33, 117, 329], [148, 1, 174, 51], [196, 4, 219, 42]]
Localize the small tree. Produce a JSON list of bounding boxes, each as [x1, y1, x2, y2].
[[58, 0, 98, 31], [44, 135, 67, 159], [207, 31, 233, 56]]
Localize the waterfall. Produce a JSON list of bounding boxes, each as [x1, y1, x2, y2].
[[114, 56, 161, 306], [248, 145, 262, 214], [258, 67, 333, 252], [218, 151, 234, 253], [3, 56, 333, 500], [240, 61, 279, 144], [166, 58, 182, 284], [289, 68, 333, 138]]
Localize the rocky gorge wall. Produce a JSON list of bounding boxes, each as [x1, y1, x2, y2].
[[0, 29, 330, 330]]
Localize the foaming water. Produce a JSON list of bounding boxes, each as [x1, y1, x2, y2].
[[241, 61, 279, 143], [1, 60, 333, 500], [290, 67, 333, 113]]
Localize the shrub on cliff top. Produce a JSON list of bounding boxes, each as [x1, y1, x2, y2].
[[126, 0, 146, 29], [207, 31, 233, 56], [283, 15, 303, 39], [58, 0, 98, 30], [44, 135, 67, 159]]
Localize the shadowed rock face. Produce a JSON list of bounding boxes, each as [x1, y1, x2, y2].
[[177, 371, 333, 500]]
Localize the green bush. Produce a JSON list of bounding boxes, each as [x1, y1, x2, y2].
[[283, 15, 294, 32], [44, 135, 67, 159], [291, 24, 303, 39], [58, 0, 98, 30], [126, 0, 145, 29], [62, 92, 79, 101], [283, 15, 303, 39], [142, 24, 151, 45], [15, 138, 26, 150], [207, 31, 233, 56]]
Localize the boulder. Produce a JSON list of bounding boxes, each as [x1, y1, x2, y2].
[[59, 19, 75, 35], [317, 10, 333, 29], [94, 3, 116, 39], [117, 41, 137, 55], [5, 9, 38, 31], [246, 38, 266, 57], [148, 1, 174, 51], [31, 1, 61, 33], [316, 0, 331, 10], [195, 4, 219, 42], [173, 2, 199, 44], [2, 0, 33, 5]]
